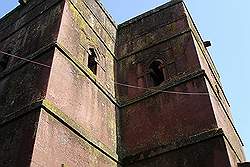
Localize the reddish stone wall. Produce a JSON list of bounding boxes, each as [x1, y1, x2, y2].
[[115, 0, 218, 158], [125, 136, 231, 167], [116, 2, 202, 102], [116, 2, 187, 59], [57, 0, 116, 95], [0, 0, 247, 166], [115, 1, 245, 166], [45, 48, 117, 157], [119, 77, 217, 156], [42, 0, 118, 164], [0, 0, 64, 59], [1, 0, 119, 165], [116, 32, 202, 102], [31, 109, 117, 167], [0, 109, 40, 167], [185, 6, 246, 162], [0, 0, 64, 116], [0, 0, 65, 167], [0, 50, 53, 117]]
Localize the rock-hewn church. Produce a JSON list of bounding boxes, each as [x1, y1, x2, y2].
[[0, 0, 249, 166]]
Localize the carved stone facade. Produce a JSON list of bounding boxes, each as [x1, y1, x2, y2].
[[0, 0, 248, 166]]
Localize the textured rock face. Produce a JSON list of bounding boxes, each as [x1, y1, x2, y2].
[[116, 0, 245, 166], [0, 0, 119, 166], [0, 0, 65, 166], [0, 0, 247, 166]]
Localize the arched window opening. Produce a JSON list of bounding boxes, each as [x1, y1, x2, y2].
[[88, 48, 97, 75], [149, 61, 165, 86], [0, 52, 10, 72]]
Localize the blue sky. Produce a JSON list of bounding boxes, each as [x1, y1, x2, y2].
[[0, 0, 249, 161]]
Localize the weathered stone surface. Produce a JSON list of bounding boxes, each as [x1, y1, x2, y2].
[[116, 32, 201, 102], [116, 3, 187, 59], [45, 48, 117, 157], [116, 1, 246, 166], [125, 136, 232, 167], [44, 0, 118, 159], [119, 77, 217, 156], [57, 0, 116, 96], [0, 0, 64, 121], [186, 6, 245, 162], [0, 50, 53, 118], [0, 0, 247, 166], [0, 109, 40, 167], [31, 109, 117, 167]]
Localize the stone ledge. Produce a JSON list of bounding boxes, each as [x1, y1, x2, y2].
[[119, 0, 183, 28], [238, 162, 250, 167], [0, 0, 63, 40], [0, 99, 120, 164], [122, 128, 224, 165], [41, 99, 120, 163], [0, 41, 55, 80], [0, 100, 43, 126], [120, 69, 206, 107]]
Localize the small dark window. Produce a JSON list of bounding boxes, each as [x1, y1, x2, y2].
[[0, 53, 10, 72], [149, 60, 165, 86], [88, 48, 97, 75]]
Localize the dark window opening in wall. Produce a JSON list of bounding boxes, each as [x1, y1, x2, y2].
[[149, 60, 165, 86], [88, 48, 97, 75], [0, 52, 10, 72]]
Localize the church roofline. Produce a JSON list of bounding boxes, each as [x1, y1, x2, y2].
[[0, 0, 118, 30], [118, 0, 183, 29], [94, 0, 118, 28], [0, 4, 21, 24]]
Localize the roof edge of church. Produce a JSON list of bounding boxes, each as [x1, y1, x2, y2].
[[118, 0, 183, 29], [94, 0, 118, 28]]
